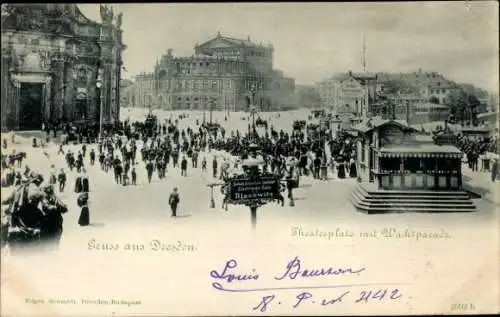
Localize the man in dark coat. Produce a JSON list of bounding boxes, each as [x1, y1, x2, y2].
[[212, 157, 218, 178], [58, 169, 66, 192], [131, 167, 137, 185], [313, 155, 321, 179], [181, 156, 188, 177], [40, 185, 68, 250], [89, 149, 96, 165], [492, 158, 499, 182], [146, 160, 154, 184], [168, 187, 180, 217]]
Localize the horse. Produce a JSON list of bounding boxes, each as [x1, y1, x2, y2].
[[8, 152, 26, 168]]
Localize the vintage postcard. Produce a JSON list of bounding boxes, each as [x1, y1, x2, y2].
[[1, 2, 499, 316]]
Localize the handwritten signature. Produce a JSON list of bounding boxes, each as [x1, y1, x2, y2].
[[209, 256, 408, 312], [210, 256, 367, 292]]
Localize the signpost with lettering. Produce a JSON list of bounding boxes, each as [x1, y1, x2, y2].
[[227, 175, 281, 202], [214, 142, 286, 231], [221, 172, 284, 229]]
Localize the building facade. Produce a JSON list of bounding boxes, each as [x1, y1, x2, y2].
[[376, 69, 458, 105], [119, 78, 134, 108], [419, 78, 457, 104], [316, 71, 375, 116], [409, 102, 450, 125], [132, 32, 295, 112], [1, 4, 125, 131]]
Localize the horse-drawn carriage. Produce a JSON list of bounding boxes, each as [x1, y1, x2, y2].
[[293, 120, 306, 131], [255, 117, 268, 129], [144, 113, 158, 137], [203, 122, 221, 132], [307, 122, 320, 130], [311, 109, 325, 119]]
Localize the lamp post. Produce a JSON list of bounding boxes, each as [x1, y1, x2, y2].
[[96, 71, 103, 143], [250, 105, 257, 135], [249, 83, 256, 108], [210, 98, 214, 125], [247, 83, 258, 137], [207, 183, 217, 208], [203, 102, 206, 125], [243, 144, 265, 229], [210, 80, 217, 124]]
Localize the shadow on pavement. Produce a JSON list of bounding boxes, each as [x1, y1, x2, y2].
[[89, 222, 106, 227], [463, 175, 491, 199]]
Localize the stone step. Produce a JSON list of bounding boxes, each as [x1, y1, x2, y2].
[[354, 201, 476, 210], [350, 197, 476, 213], [354, 206, 477, 214], [358, 186, 470, 196], [353, 187, 471, 201], [350, 185, 477, 214], [351, 190, 475, 206]]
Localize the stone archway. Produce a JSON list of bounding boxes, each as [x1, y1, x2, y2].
[[11, 73, 51, 130]]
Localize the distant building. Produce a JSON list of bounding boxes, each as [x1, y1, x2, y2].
[[376, 69, 458, 105], [316, 71, 375, 116], [1, 4, 125, 130], [315, 78, 340, 110], [296, 85, 322, 109], [131, 32, 295, 112], [419, 79, 457, 104], [408, 102, 450, 125], [119, 79, 134, 108], [133, 72, 155, 108]]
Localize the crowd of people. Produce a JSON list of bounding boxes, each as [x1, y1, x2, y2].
[[1, 109, 362, 252], [431, 122, 499, 180], [25, 107, 500, 252]]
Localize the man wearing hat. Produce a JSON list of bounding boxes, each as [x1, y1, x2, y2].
[[58, 168, 66, 193], [168, 187, 180, 217], [40, 183, 68, 249]]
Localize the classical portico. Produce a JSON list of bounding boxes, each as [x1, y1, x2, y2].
[[1, 4, 126, 131]]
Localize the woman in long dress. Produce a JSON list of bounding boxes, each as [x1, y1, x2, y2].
[[337, 161, 346, 179], [349, 158, 357, 178], [74, 172, 82, 193], [77, 193, 90, 226]]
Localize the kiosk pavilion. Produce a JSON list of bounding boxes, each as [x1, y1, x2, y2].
[[350, 118, 476, 213]]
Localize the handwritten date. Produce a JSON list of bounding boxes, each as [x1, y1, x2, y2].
[[253, 288, 403, 312]]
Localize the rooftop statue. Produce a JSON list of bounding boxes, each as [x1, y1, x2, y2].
[[116, 12, 122, 28], [100, 4, 114, 23]]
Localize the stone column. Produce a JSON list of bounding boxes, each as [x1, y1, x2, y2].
[[63, 56, 75, 120], [1, 54, 10, 129], [364, 138, 370, 181], [12, 78, 21, 130], [103, 62, 112, 123], [44, 77, 52, 120], [356, 140, 363, 181], [52, 52, 65, 121], [115, 60, 122, 122]]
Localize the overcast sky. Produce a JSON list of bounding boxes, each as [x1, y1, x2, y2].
[[79, 2, 499, 94]]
